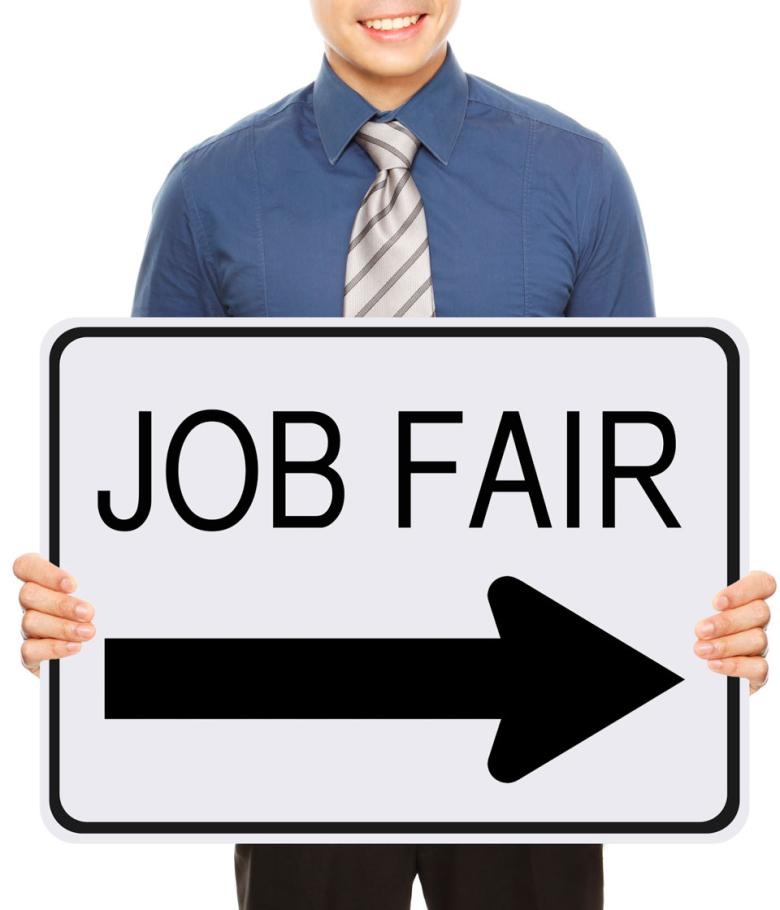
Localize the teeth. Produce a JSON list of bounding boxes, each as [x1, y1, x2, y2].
[[364, 14, 420, 30]]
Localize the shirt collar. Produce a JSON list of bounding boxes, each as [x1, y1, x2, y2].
[[313, 42, 468, 167]]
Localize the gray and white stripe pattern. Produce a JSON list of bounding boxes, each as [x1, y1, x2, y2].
[[343, 119, 435, 317]]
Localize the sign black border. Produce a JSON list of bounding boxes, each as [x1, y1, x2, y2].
[[47, 324, 741, 835]]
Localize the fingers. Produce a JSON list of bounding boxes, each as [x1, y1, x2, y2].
[[705, 655, 769, 692], [695, 599, 770, 640], [21, 638, 82, 676], [695, 587, 771, 694], [713, 570, 776, 610], [12, 552, 77, 594], [18, 580, 93, 622], [21, 609, 95, 644], [694, 626, 767, 660], [13, 555, 92, 677]]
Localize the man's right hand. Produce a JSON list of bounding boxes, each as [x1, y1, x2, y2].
[[13, 553, 95, 677]]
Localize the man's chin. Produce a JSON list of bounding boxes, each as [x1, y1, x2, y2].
[[346, 44, 437, 80]]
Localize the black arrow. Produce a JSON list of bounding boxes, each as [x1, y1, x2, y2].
[[104, 576, 683, 782]]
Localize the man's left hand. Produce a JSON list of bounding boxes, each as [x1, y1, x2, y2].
[[694, 570, 775, 694]]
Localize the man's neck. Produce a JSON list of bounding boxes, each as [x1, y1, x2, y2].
[[324, 45, 447, 111]]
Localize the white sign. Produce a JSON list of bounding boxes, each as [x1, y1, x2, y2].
[[41, 318, 747, 843]]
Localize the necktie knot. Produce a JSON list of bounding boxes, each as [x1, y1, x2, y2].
[[354, 119, 421, 172]]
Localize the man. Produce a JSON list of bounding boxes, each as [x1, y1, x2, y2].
[[14, 1, 775, 908]]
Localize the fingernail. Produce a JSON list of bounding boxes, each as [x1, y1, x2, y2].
[[715, 595, 729, 609], [695, 641, 715, 656], [75, 624, 94, 639], [74, 604, 90, 620], [65, 642, 81, 653], [709, 659, 724, 669], [61, 576, 77, 593], [697, 621, 715, 637]]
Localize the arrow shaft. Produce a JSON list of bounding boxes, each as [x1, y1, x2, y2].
[[104, 638, 513, 720]]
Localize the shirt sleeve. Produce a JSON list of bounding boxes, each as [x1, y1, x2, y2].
[[131, 154, 225, 317], [566, 140, 655, 317]]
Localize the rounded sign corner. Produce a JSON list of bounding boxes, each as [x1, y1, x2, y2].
[[41, 319, 91, 372], [42, 787, 90, 842], [701, 787, 747, 842], [698, 318, 748, 368]]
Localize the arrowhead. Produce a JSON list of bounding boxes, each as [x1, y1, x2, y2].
[[485, 575, 684, 783]]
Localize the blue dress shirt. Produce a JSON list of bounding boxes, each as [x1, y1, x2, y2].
[[131, 43, 654, 318]]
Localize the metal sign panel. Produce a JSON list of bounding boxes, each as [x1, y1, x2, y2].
[[40, 318, 747, 842]]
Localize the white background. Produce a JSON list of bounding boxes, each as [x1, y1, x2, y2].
[[0, 1, 777, 907]]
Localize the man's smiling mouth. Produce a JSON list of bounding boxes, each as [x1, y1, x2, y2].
[[359, 13, 426, 33]]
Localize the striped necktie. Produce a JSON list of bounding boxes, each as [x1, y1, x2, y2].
[[343, 119, 436, 317]]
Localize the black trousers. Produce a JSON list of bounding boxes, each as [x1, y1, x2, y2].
[[235, 844, 603, 910]]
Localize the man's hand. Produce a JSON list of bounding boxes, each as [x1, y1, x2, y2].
[[12, 552, 95, 677], [694, 570, 774, 694]]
